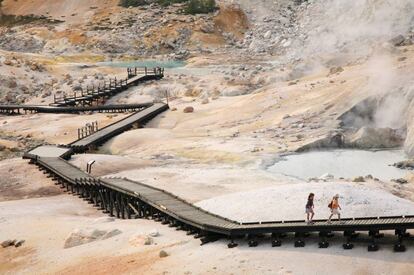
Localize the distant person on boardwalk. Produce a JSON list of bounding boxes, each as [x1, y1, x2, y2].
[[328, 194, 342, 223], [306, 193, 315, 224]]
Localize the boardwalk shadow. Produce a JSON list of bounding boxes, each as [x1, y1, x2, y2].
[[215, 230, 414, 264]]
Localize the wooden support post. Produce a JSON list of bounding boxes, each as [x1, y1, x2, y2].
[[127, 201, 138, 218], [136, 202, 142, 218], [394, 230, 406, 252], [115, 192, 120, 218], [102, 189, 110, 213], [318, 232, 329, 248], [368, 234, 379, 252], [93, 188, 99, 207], [109, 191, 115, 217], [294, 232, 305, 247], [124, 197, 130, 219], [271, 233, 282, 247], [228, 237, 238, 248], [343, 234, 354, 249], [119, 195, 125, 219], [248, 234, 259, 247]]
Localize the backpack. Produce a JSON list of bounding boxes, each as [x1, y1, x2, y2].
[[328, 201, 333, 209]]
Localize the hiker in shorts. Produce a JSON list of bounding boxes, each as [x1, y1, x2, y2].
[[305, 193, 315, 224], [328, 194, 342, 223]]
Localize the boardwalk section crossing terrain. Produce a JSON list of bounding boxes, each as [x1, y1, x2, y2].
[[8, 67, 414, 252], [51, 67, 164, 107], [69, 103, 169, 152], [0, 103, 153, 115], [0, 66, 163, 114]]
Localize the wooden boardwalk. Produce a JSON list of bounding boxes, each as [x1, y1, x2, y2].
[[50, 68, 163, 107], [70, 103, 169, 152], [24, 151, 414, 250], [16, 66, 414, 251], [0, 67, 163, 115], [101, 177, 238, 233], [0, 103, 152, 115], [25, 145, 72, 159]]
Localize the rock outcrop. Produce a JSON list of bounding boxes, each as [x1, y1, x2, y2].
[[64, 228, 121, 249], [404, 100, 414, 157], [348, 127, 405, 149]]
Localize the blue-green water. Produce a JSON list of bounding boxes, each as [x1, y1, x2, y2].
[[98, 60, 186, 69]]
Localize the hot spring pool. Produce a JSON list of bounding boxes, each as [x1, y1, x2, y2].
[[98, 60, 186, 69], [268, 149, 409, 181]]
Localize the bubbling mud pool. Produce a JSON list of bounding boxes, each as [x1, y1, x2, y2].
[[268, 149, 409, 181]]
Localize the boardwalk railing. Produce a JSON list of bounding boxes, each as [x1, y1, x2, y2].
[[0, 103, 153, 115], [52, 77, 129, 107], [51, 67, 163, 107], [0, 67, 164, 113], [127, 66, 164, 79], [77, 121, 98, 139], [69, 103, 169, 153]]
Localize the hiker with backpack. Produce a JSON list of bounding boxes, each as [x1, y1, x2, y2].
[[328, 194, 342, 223], [305, 193, 315, 224]]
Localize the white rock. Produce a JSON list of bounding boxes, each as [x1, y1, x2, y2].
[[282, 40, 291, 47], [64, 228, 106, 249], [319, 173, 334, 181], [102, 229, 122, 239], [264, 30, 272, 39], [149, 229, 159, 237], [92, 217, 116, 223], [221, 86, 248, 97]]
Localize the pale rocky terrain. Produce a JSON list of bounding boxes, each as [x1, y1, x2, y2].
[[1, 0, 414, 274]]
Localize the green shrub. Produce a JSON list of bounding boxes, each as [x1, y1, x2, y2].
[[118, 0, 217, 14], [157, 0, 187, 7], [119, 0, 147, 7], [0, 14, 61, 27], [184, 0, 217, 14]]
